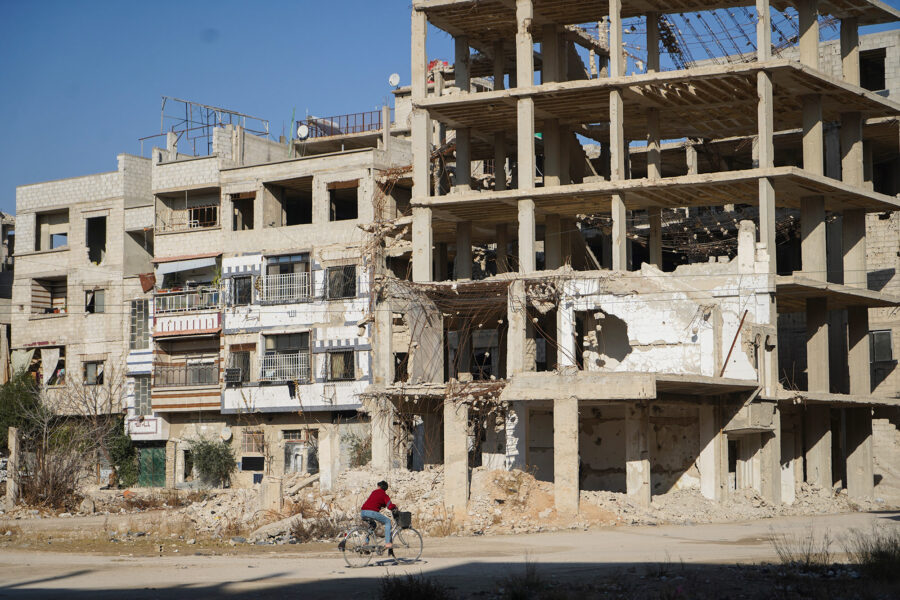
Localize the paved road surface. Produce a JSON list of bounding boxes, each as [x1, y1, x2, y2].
[[0, 511, 896, 598]]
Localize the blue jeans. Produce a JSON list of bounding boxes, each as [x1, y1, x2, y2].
[[361, 510, 391, 545]]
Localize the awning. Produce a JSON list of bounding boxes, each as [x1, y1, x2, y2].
[[157, 257, 217, 277]]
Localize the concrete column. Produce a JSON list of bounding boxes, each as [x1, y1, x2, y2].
[[698, 405, 725, 502], [373, 301, 393, 386], [423, 409, 443, 465], [455, 35, 470, 93], [545, 214, 562, 269], [5, 427, 19, 508], [841, 18, 860, 85], [412, 206, 433, 282], [455, 221, 473, 280], [443, 400, 469, 520], [557, 299, 576, 368], [611, 195, 627, 271], [371, 400, 393, 471], [625, 403, 651, 507], [381, 105, 391, 153], [847, 304, 871, 395], [435, 242, 449, 281], [647, 109, 661, 179], [553, 397, 579, 515], [496, 224, 509, 273], [412, 9, 428, 99], [544, 119, 561, 186], [559, 125, 571, 185], [609, 0, 627, 272], [648, 208, 662, 268], [456, 320, 472, 378], [318, 423, 341, 491], [455, 128, 471, 190], [759, 404, 782, 505], [845, 407, 874, 498], [260, 476, 284, 512], [494, 132, 507, 191], [560, 217, 576, 267], [798, 0, 820, 69], [756, 0, 776, 276], [408, 304, 444, 384], [780, 407, 800, 504], [433, 70, 446, 145], [647, 102, 662, 269], [516, 0, 534, 88], [165, 440, 177, 489], [542, 24, 560, 83], [518, 199, 536, 273], [646, 12, 660, 73], [493, 40, 506, 90], [805, 406, 832, 489], [507, 280, 528, 375], [685, 144, 698, 175], [506, 402, 529, 470]]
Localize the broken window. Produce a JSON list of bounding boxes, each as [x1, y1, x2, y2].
[[86, 216, 107, 264], [394, 352, 409, 383], [242, 430, 265, 454], [870, 330, 893, 363], [229, 276, 253, 305], [84, 361, 104, 385], [328, 181, 359, 221], [129, 299, 150, 350], [85, 289, 105, 314], [134, 375, 151, 416], [35, 210, 68, 251], [32, 277, 67, 315], [124, 229, 154, 276], [860, 49, 886, 92], [326, 265, 356, 299], [327, 350, 355, 381], [231, 193, 255, 231], [263, 180, 312, 227], [157, 189, 220, 232]]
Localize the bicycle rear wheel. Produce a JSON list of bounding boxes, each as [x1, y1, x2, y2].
[[391, 527, 423, 563], [342, 527, 374, 568]]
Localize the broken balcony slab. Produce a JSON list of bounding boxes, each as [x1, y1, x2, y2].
[[775, 276, 900, 313], [779, 390, 900, 409], [415, 61, 900, 140]]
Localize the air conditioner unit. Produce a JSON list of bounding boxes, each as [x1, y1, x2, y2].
[[224, 368, 243, 385]]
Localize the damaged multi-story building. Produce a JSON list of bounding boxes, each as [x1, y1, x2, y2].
[[364, 0, 900, 519]]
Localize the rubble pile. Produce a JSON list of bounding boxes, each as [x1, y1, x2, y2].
[[181, 488, 260, 536]]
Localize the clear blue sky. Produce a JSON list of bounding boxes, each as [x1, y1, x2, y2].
[[0, 1, 898, 215]]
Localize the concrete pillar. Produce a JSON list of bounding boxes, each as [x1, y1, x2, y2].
[[373, 301, 393, 386], [454, 35, 470, 93], [455, 128, 471, 189], [544, 214, 562, 269], [841, 18, 860, 85], [646, 12, 660, 73], [805, 406, 832, 489], [518, 199, 536, 273], [845, 407, 874, 498], [542, 24, 560, 83], [493, 40, 506, 90], [496, 224, 509, 273], [5, 427, 19, 508], [433, 70, 446, 145], [553, 397, 579, 515], [780, 407, 800, 504], [759, 404, 782, 505], [611, 196, 627, 271], [648, 208, 662, 268], [165, 440, 177, 489], [647, 109, 661, 180], [455, 221, 473, 280], [443, 400, 469, 520], [494, 132, 507, 191], [685, 143, 698, 175], [371, 401, 393, 471], [557, 299, 576, 368], [506, 402, 529, 470], [757, 0, 776, 276], [381, 105, 391, 153], [698, 405, 726, 502], [423, 410, 443, 465], [408, 305, 444, 384], [412, 207, 433, 282], [625, 403, 651, 507], [260, 476, 284, 512], [507, 280, 527, 375], [609, 0, 627, 272], [798, 0, 820, 69], [544, 119, 561, 186], [516, 0, 535, 183], [559, 125, 571, 185], [435, 242, 449, 281], [318, 423, 340, 491]]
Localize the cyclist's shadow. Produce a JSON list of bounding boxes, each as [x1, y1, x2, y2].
[[371, 551, 425, 568]]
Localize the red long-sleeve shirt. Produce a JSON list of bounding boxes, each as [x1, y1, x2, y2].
[[361, 488, 396, 512]]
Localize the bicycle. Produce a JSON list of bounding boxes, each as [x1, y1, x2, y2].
[[338, 509, 423, 568]]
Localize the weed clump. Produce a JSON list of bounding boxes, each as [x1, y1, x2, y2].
[[768, 528, 833, 572], [379, 573, 453, 600], [842, 526, 900, 581]]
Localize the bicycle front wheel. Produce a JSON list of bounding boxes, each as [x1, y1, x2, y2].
[[342, 527, 374, 568], [391, 527, 423, 563]]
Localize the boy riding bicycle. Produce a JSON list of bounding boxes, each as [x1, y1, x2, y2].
[[360, 480, 397, 549]]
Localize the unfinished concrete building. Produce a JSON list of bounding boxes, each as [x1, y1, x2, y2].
[[364, 0, 900, 517]]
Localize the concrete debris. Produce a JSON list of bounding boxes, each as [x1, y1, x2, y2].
[[180, 489, 260, 537]]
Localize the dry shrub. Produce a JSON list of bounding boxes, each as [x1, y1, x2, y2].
[[379, 573, 453, 600], [768, 528, 833, 571], [497, 560, 568, 600], [153, 513, 195, 539], [424, 504, 458, 537], [290, 516, 349, 543], [842, 526, 900, 581], [1, 525, 23, 539]]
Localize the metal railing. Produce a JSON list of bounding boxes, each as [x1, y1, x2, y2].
[[259, 352, 311, 383], [260, 272, 311, 303], [297, 109, 391, 139], [153, 362, 219, 388], [159, 204, 219, 232], [154, 287, 220, 314]]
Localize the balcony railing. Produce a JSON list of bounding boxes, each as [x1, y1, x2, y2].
[[259, 352, 311, 383], [154, 288, 221, 314], [296, 109, 392, 139], [159, 204, 220, 232], [260, 272, 311, 303], [153, 362, 219, 388]]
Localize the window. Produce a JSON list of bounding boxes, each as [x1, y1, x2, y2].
[[242, 430, 265, 454], [32, 277, 67, 315], [232, 193, 255, 231], [870, 330, 893, 363], [84, 361, 104, 385], [134, 375, 151, 416], [283, 429, 308, 441], [35, 210, 68, 251], [85, 289, 105, 314], [328, 181, 358, 221], [860, 49, 886, 92], [230, 276, 253, 305], [326, 265, 356, 299], [86, 216, 107, 264], [129, 299, 150, 350], [327, 350, 355, 381], [227, 350, 250, 383], [265, 332, 309, 353]]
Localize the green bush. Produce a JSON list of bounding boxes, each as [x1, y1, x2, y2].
[[191, 437, 237, 487], [342, 430, 372, 468], [106, 418, 138, 488], [0, 371, 39, 452]]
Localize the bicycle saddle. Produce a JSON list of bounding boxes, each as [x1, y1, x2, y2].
[[362, 517, 379, 529]]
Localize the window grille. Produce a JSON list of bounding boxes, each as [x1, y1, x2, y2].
[[326, 265, 356, 300]]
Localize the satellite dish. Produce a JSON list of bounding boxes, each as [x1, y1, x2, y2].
[[296, 123, 310, 140], [389, 73, 401, 88], [220, 427, 232, 441]]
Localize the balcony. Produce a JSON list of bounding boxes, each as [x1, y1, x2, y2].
[[259, 352, 311, 383], [297, 109, 390, 139], [155, 287, 220, 314], [158, 204, 219, 233], [153, 361, 219, 388], [259, 272, 311, 303]]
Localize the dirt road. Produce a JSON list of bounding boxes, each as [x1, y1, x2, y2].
[[0, 511, 897, 598]]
